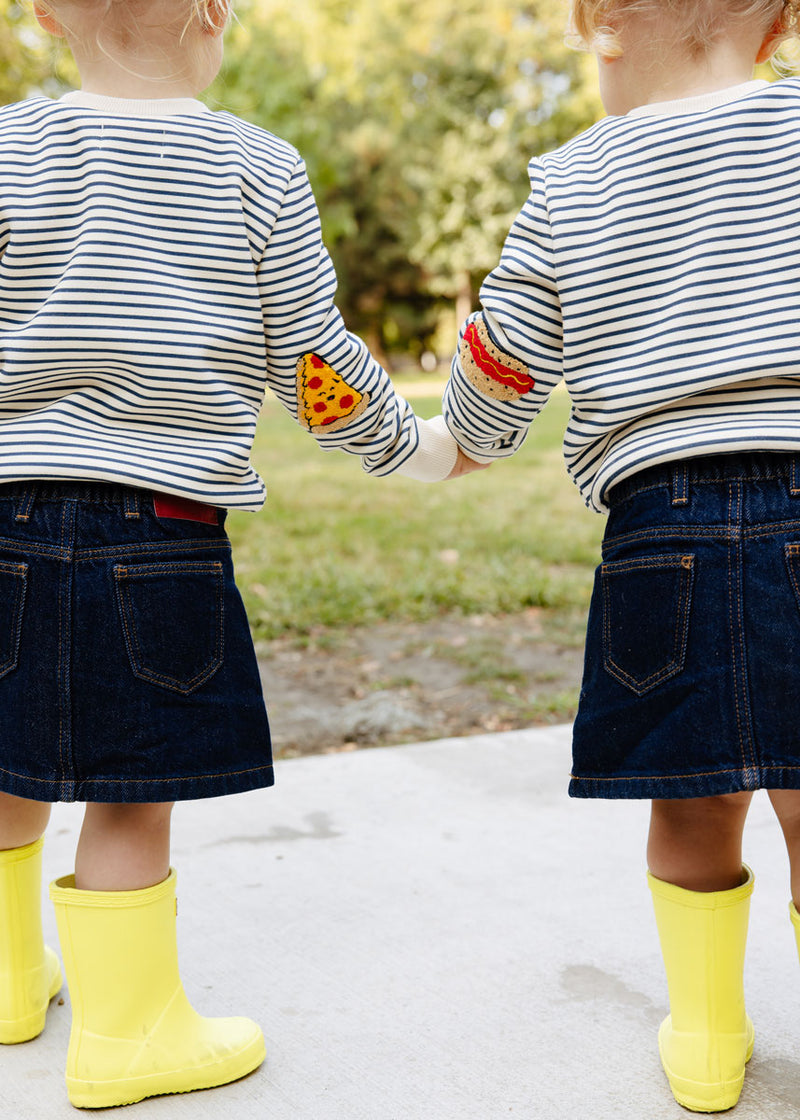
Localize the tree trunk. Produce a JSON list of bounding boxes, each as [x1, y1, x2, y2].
[[363, 327, 392, 373], [455, 270, 473, 331]]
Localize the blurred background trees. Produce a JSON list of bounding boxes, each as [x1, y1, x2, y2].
[[1, 0, 51, 101], [1, 0, 602, 364]]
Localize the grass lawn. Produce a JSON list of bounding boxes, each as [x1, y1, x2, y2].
[[227, 378, 605, 645]]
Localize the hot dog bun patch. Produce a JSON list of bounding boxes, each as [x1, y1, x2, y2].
[[460, 318, 534, 402], [296, 353, 370, 434]]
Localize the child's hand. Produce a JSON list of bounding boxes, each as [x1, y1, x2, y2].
[[446, 448, 491, 479]]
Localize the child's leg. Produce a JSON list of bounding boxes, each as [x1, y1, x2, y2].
[[767, 790, 800, 905], [648, 792, 753, 891], [0, 791, 51, 850], [767, 790, 800, 1004], [75, 802, 174, 891]]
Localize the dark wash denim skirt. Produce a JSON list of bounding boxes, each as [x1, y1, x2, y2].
[[570, 452, 800, 800], [0, 481, 272, 803]]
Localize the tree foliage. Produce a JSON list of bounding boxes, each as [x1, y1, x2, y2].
[[2, 0, 602, 356], [216, 0, 601, 356], [0, 0, 48, 101]]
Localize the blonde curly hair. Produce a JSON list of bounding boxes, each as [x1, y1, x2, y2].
[[34, 0, 232, 40], [569, 0, 800, 58]]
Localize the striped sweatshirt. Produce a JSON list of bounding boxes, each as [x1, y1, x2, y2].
[[443, 78, 800, 513], [0, 92, 456, 509]]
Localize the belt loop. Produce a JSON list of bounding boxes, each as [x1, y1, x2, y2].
[[123, 490, 140, 520], [671, 462, 689, 507], [791, 458, 800, 497], [15, 484, 37, 523]]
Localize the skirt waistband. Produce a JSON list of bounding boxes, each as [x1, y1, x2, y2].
[[0, 481, 221, 526], [0, 480, 144, 505], [607, 452, 800, 509]]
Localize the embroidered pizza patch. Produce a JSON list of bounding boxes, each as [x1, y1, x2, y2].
[[296, 353, 370, 434], [460, 318, 534, 402]]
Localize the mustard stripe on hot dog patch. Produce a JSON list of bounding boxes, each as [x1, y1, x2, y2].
[[460, 319, 534, 401]]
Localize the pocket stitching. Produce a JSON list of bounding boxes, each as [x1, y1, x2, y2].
[[114, 561, 224, 695], [602, 554, 694, 696], [784, 544, 800, 611], [0, 562, 27, 681]]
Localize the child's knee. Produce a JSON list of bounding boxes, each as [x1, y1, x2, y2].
[[0, 792, 52, 849], [706, 792, 754, 819], [83, 801, 174, 831], [769, 789, 800, 834], [653, 792, 752, 827]]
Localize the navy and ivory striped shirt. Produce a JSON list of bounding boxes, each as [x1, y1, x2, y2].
[[444, 78, 800, 512], [0, 92, 456, 509]]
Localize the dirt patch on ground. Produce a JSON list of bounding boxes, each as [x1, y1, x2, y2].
[[257, 610, 585, 759]]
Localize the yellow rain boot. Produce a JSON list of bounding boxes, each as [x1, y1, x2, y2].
[[647, 867, 754, 1113], [0, 837, 62, 1044], [50, 868, 265, 1108]]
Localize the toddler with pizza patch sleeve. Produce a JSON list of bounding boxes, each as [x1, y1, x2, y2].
[[443, 0, 800, 1112], [0, 0, 482, 1111]]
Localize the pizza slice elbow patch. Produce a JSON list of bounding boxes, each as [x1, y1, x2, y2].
[[459, 319, 535, 402], [296, 353, 371, 434]]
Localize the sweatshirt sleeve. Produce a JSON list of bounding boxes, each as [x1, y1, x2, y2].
[[443, 159, 563, 461], [255, 157, 457, 482]]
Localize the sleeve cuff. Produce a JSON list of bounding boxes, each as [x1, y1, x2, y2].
[[392, 415, 459, 482]]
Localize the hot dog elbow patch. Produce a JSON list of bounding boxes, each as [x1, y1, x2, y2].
[[459, 319, 534, 401]]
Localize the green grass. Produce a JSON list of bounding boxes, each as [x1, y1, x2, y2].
[[430, 635, 528, 685], [491, 686, 583, 725], [227, 380, 604, 641]]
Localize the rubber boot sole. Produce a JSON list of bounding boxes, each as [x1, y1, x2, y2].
[[66, 1031, 266, 1109]]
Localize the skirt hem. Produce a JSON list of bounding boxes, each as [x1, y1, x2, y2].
[[0, 765, 275, 804], [567, 765, 800, 800]]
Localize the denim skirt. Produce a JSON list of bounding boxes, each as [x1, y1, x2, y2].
[[0, 482, 272, 803], [570, 452, 800, 800]]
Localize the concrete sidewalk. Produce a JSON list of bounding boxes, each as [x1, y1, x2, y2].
[[6, 726, 800, 1119]]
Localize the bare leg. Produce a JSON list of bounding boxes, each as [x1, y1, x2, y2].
[[768, 790, 800, 907], [0, 791, 51, 850], [75, 802, 174, 892], [648, 792, 754, 891]]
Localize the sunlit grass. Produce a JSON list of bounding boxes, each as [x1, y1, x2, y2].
[[228, 378, 604, 641]]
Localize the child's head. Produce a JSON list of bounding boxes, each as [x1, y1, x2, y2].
[[32, 0, 232, 94], [570, 0, 799, 60], [33, 0, 231, 39]]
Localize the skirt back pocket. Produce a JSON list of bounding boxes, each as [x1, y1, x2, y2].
[[602, 553, 694, 696], [114, 561, 224, 694]]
